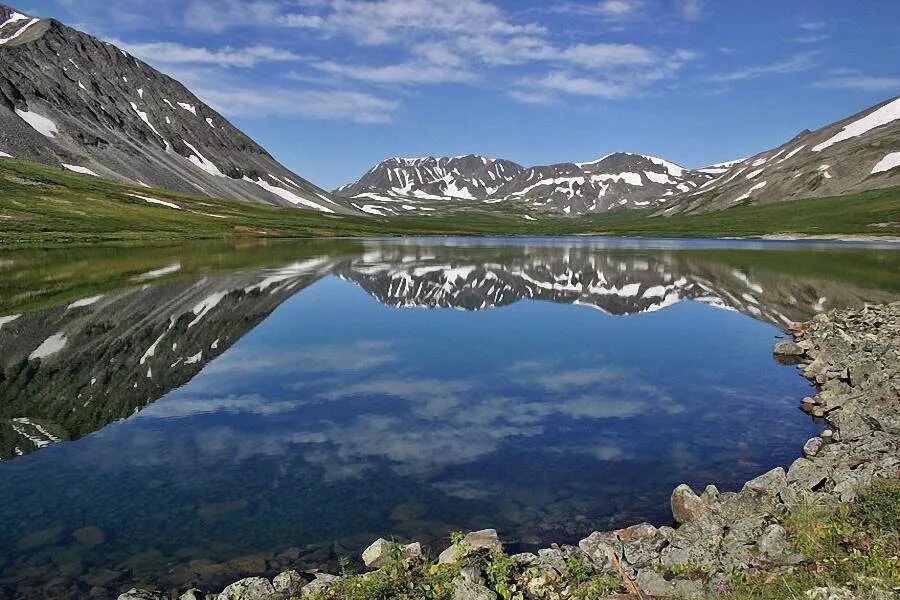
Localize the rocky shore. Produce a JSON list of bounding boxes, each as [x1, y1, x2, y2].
[[118, 302, 899, 600]]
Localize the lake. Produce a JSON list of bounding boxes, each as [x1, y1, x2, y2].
[[1, 237, 898, 598]]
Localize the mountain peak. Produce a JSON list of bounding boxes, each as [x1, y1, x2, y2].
[[336, 151, 712, 215], [0, 4, 47, 47], [0, 8, 362, 213]]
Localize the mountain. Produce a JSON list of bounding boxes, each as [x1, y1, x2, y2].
[[335, 152, 713, 216], [662, 96, 900, 215], [0, 5, 353, 213]]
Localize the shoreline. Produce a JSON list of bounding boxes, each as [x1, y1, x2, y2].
[[108, 302, 900, 598]]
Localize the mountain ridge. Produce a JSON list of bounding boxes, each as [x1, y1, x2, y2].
[[0, 4, 358, 214], [335, 151, 714, 216]]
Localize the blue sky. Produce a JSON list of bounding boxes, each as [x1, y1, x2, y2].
[[18, 0, 900, 190]]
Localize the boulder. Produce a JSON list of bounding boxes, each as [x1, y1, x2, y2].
[[451, 578, 497, 600], [362, 538, 393, 568], [438, 529, 502, 564], [178, 590, 205, 600], [757, 524, 787, 559], [272, 570, 306, 595], [671, 484, 709, 525], [117, 590, 167, 600], [578, 531, 621, 571], [803, 437, 824, 457], [219, 577, 277, 600], [300, 573, 340, 597], [773, 341, 805, 357], [787, 457, 829, 491], [742, 467, 787, 494]]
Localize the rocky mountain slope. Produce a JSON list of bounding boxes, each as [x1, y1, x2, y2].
[[0, 4, 353, 213], [662, 96, 900, 215], [336, 153, 713, 216]]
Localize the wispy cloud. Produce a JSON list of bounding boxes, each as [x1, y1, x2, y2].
[[798, 20, 827, 31], [677, 0, 705, 21], [709, 52, 818, 82], [109, 40, 301, 68], [791, 35, 830, 45], [814, 75, 900, 92]]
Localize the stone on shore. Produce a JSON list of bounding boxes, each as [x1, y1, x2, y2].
[[117, 590, 167, 600], [273, 570, 306, 595], [362, 538, 393, 568], [218, 577, 276, 600], [670, 484, 709, 524], [774, 341, 806, 356], [803, 436, 825, 457], [300, 573, 340, 597], [438, 529, 502, 564]]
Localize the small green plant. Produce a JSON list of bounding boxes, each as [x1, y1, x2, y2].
[[482, 551, 524, 600], [564, 556, 593, 583], [450, 531, 466, 547], [580, 574, 623, 599]]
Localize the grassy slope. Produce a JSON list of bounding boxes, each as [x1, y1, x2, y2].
[[1, 159, 900, 245]]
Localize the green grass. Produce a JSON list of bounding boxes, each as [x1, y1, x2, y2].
[[728, 479, 900, 599], [2, 158, 900, 246]]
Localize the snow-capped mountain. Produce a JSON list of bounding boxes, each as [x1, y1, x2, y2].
[[337, 154, 524, 208], [663, 96, 900, 215], [0, 4, 354, 213], [335, 152, 713, 216]]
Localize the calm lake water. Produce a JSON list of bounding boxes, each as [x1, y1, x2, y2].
[[1, 237, 899, 598]]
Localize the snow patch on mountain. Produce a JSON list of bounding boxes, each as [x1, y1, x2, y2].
[[813, 98, 900, 152]]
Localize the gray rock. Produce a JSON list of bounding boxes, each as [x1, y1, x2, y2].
[[178, 590, 204, 600], [774, 341, 805, 356], [117, 590, 167, 600], [403, 542, 423, 561], [803, 437, 824, 457], [578, 531, 621, 571], [451, 579, 497, 600], [438, 529, 502, 564], [362, 538, 393, 568], [671, 484, 708, 524], [757, 524, 787, 559], [787, 457, 830, 491], [742, 467, 787, 494], [300, 573, 340, 597], [219, 577, 277, 600], [636, 569, 673, 597], [536, 548, 567, 573], [272, 570, 306, 595]]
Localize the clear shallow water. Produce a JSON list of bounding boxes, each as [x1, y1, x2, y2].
[[1, 238, 898, 598]]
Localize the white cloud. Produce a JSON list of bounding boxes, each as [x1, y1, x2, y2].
[[814, 75, 900, 92], [313, 60, 477, 85], [709, 52, 818, 82], [195, 86, 399, 123], [798, 20, 827, 31], [677, 0, 705, 21], [110, 40, 300, 68]]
